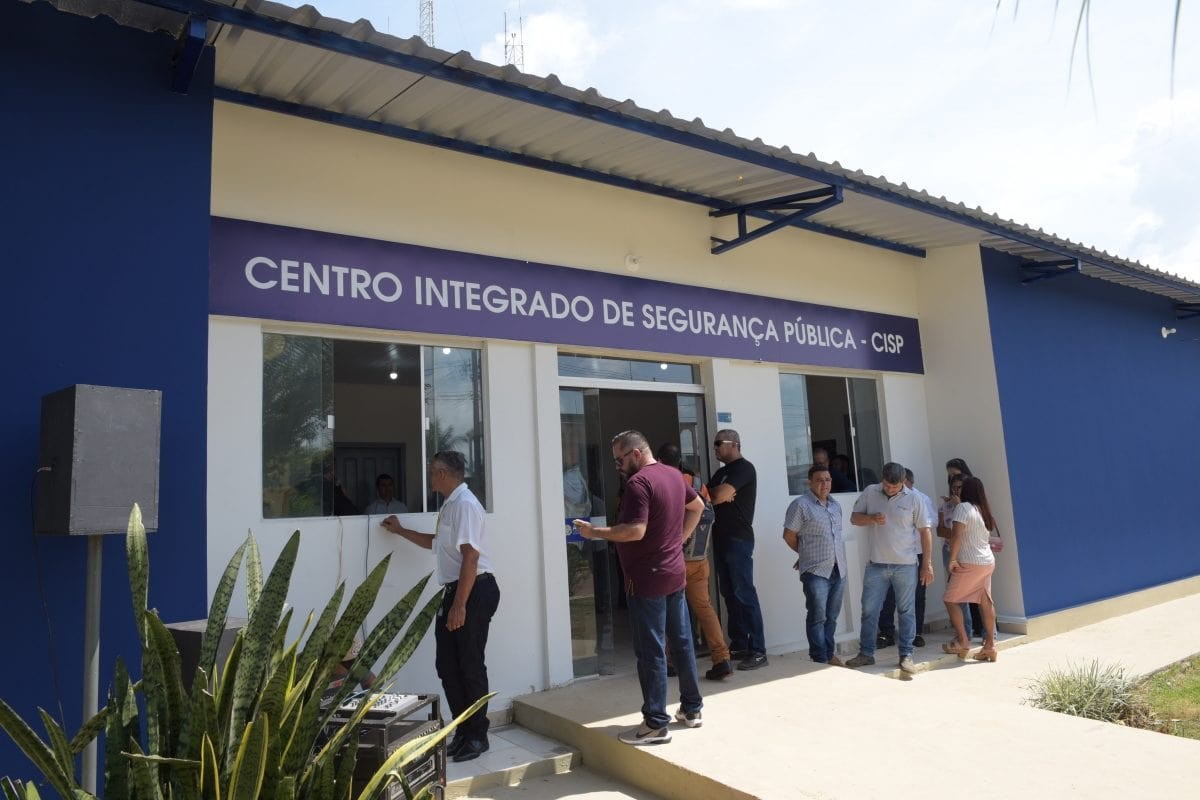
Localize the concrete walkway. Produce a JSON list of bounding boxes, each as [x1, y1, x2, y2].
[[510, 592, 1200, 799]]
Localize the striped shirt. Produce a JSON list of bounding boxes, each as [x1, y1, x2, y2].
[[783, 491, 846, 579], [951, 501, 995, 566]]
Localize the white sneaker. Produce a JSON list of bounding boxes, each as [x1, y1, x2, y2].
[[618, 723, 672, 745], [674, 707, 703, 728]]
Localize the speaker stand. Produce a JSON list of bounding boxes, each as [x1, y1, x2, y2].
[[81, 534, 102, 794]]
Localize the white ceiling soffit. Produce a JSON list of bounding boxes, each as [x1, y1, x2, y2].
[[27, 0, 1200, 306]]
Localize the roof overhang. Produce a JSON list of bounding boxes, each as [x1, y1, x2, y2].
[[26, 0, 1200, 308]]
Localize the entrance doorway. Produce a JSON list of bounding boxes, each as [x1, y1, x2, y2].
[[559, 386, 710, 677]]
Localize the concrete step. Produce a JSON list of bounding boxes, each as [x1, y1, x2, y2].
[[455, 766, 659, 799], [444, 725, 580, 799]]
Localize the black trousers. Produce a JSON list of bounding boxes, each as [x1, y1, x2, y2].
[[435, 573, 500, 740]]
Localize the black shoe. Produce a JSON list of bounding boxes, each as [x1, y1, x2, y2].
[[704, 660, 734, 681], [730, 648, 750, 661], [913, 635, 926, 647], [452, 738, 489, 763], [875, 633, 895, 648], [737, 653, 768, 671], [446, 735, 466, 757]]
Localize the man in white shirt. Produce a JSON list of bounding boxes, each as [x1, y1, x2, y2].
[[877, 468, 938, 648], [382, 452, 498, 763], [365, 473, 409, 515], [845, 462, 933, 674]]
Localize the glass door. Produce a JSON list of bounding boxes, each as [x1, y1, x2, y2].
[[559, 388, 616, 676], [558, 386, 711, 677]]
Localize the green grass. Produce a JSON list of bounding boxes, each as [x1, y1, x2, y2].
[[1136, 655, 1200, 740]]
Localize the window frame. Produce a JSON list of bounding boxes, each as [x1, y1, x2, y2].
[[259, 323, 491, 518], [778, 368, 887, 496]]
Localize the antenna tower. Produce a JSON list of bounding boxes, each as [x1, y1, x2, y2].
[[419, 0, 434, 45], [504, 11, 524, 72]]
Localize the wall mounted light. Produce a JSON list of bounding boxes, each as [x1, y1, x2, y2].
[[1162, 326, 1178, 338], [624, 254, 642, 273], [388, 369, 398, 380]]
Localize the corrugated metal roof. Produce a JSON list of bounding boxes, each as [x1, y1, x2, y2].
[[26, 0, 1200, 306]]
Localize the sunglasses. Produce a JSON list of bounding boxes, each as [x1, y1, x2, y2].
[[613, 448, 637, 466]]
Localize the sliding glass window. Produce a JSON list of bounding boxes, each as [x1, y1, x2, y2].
[[262, 333, 487, 518], [779, 374, 883, 495]]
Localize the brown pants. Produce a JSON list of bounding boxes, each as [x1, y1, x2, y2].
[[685, 558, 730, 665]]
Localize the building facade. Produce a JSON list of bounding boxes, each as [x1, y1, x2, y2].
[[4, 0, 1199, 775]]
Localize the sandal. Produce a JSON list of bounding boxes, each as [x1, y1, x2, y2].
[[941, 641, 970, 658], [973, 647, 998, 662]]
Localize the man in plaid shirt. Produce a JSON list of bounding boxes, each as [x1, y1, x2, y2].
[[782, 464, 847, 665]]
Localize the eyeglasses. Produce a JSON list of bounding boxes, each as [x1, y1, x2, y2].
[[613, 448, 637, 466], [713, 440, 735, 448]]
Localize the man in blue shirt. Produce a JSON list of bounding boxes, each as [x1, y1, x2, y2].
[[845, 462, 933, 673]]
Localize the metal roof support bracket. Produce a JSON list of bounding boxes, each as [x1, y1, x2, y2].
[[1019, 258, 1081, 285], [170, 16, 207, 94], [709, 186, 842, 255], [1176, 303, 1200, 320]]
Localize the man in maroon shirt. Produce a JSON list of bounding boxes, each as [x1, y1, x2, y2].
[[573, 430, 706, 745]]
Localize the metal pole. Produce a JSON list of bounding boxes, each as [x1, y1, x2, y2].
[[81, 534, 102, 794]]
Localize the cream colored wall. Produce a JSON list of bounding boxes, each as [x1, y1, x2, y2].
[[210, 102, 920, 319], [208, 102, 955, 706], [916, 245, 1024, 623]]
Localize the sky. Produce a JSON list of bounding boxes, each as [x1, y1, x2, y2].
[[309, 0, 1200, 282]]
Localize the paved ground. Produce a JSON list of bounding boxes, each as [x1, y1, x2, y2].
[[510, 591, 1200, 799]]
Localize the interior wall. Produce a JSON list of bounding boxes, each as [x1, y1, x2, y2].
[[334, 382, 422, 505], [981, 247, 1200, 616], [2, 1, 213, 772]]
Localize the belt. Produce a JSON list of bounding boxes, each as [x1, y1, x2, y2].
[[443, 572, 494, 589]]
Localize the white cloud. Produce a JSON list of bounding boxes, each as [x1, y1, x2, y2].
[[479, 8, 606, 87]]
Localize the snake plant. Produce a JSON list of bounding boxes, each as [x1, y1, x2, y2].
[[1, 505, 485, 800]]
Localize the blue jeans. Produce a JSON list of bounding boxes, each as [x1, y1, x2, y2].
[[626, 589, 703, 729], [800, 564, 845, 662], [858, 561, 917, 657], [713, 535, 766, 655]]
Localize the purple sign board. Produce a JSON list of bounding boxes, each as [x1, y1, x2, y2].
[[210, 217, 924, 374]]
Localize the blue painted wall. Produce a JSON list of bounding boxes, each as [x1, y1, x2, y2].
[[983, 248, 1200, 616], [1, 1, 212, 779]]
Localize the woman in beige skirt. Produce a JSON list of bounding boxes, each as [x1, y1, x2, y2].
[[942, 476, 998, 661]]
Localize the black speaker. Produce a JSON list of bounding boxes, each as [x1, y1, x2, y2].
[[35, 384, 162, 535], [166, 617, 246, 690]]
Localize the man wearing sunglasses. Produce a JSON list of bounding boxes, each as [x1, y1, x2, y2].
[[573, 430, 706, 745], [709, 430, 768, 671]]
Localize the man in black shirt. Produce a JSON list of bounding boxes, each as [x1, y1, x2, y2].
[[708, 429, 768, 671]]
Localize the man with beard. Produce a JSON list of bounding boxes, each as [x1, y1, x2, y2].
[[573, 430, 706, 744]]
